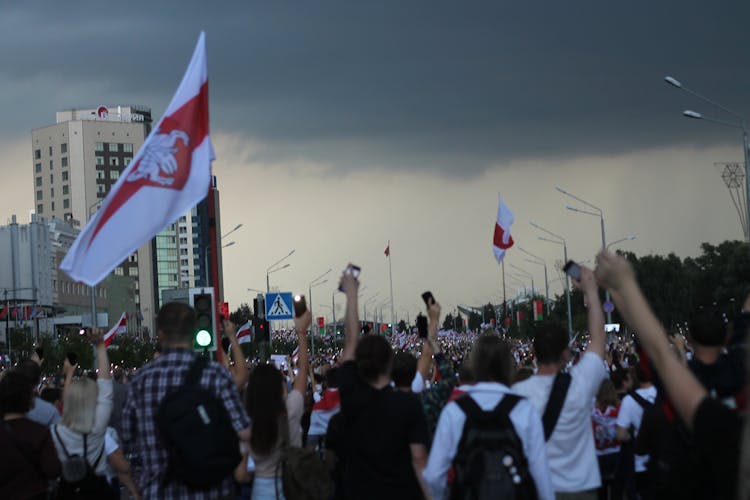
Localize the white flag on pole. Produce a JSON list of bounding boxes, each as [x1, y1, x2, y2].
[[60, 32, 213, 286], [493, 194, 515, 263]]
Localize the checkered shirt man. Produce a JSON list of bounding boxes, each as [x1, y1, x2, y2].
[[122, 349, 250, 499]]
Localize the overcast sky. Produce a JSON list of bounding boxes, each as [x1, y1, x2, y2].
[[0, 1, 748, 321]]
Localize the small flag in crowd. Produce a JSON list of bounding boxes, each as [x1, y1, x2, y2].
[[103, 312, 127, 347], [61, 32, 213, 286], [534, 300, 544, 321], [237, 321, 252, 344], [0, 304, 7, 320], [493, 194, 515, 263]]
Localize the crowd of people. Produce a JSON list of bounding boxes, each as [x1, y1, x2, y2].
[[0, 251, 747, 499]]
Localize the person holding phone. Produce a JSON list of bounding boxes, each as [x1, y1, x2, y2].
[[336, 265, 430, 500]]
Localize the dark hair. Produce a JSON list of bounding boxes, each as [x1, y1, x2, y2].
[[610, 368, 630, 391], [458, 364, 475, 385], [40, 387, 61, 405], [689, 311, 727, 347], [596, 379, 618, 409], [355, 335, 393, 383], [470, 336, 514, 385], [532, 323, 569, 364], [512, 366, 534, 384], [245, 364, 286, 455], [0, 371, 35, 415], [391, 351, 417, 388], [113, 367, 125, 382], [631, 364, 651, 386], [15, 360, 41, 386], [157, 302, 196, 343], [325, 367, 340, 389]]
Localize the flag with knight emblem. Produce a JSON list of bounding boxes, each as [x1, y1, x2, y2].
[[493, 194, 515, 263], [61, 32, 213, 286]]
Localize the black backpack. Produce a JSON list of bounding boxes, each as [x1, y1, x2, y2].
[[156, 355, 241, 490], [450, 394, 538, 500], [52, 426, 115, 500]]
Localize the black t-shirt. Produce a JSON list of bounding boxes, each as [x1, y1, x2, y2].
[[693, 397, 742, 500], [689, 353, 745, 402], [337, 360, 428, 500]]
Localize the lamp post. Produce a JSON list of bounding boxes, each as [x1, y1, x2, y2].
[[518, 247, 550, 315], [363, 293, 380, 323], [557, 187, 613, 323], [221, 223, 243, 240], [531, 221, 574, 337], [508, 264, 535, 297], [222, 241, 236, 249], [266, 250, 295, 292], [308, 268, 332, 359], [606, 235, 637, 251], [665, 76, 750, 241]]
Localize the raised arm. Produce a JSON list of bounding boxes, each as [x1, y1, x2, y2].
[[90, 329, 112, 380], [574, 266, 605, 359], [222, 320, 249, 389], [293, 310, 312, 395], [595, 251, 706, 429], [340, 268, 360, 363]]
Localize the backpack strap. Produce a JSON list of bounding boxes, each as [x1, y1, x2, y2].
[[542, 371, 571, 441], [53, 425, 74, 459], [183, 355, 208, 387], [628, 390, 653, 409], [454, 393, 520, 424]]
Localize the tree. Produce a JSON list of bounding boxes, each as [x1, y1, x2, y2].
[[230, 303, 253, 326], [483, 303, 497, 325], [398, 319, 407, 333], [443, 313, 454, 331]]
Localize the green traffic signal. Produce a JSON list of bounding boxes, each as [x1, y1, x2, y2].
[[195, 329, 212, 347]]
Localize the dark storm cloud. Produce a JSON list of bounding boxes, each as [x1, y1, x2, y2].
[[1, 1, 749, 175]]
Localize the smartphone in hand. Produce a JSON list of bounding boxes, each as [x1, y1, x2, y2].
[[563, 260, 582, 281], [421, 292, 435, 307], [338, 264, 361, 292], [294, 295, 308, 318], [66, 352, 78, 366]]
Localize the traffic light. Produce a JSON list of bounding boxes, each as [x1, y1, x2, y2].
[[255, 319, 270, 343], [189, 288, 217, 351]]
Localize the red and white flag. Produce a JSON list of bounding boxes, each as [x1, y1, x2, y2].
[[237, 321, 252, 344], [60, 33, 213, 286], [308, 389, 341, 437], [493, 194, 515, 263], [103, 312, 127, 347]]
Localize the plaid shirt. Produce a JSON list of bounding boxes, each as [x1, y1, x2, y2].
[[122, 349, 250, 500], [421, 353, 458, 437]]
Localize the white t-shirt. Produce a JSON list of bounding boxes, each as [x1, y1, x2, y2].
[[616, 386, 657, 473], [104, 427, 120, 482], [411, 372, 425, 393], [513, 352, 607, 493]]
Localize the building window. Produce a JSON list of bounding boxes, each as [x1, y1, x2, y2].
[[62, 185, 69, 195], [123, 157, 131, 167], [123, 143, 133, 153], [95, 142, 104, 152], [35, 163, 41, 173], [50, 187, 54, 197], [61, 143, 68, 154], [109, 157, 119, 167], [35, 177, 42, 187], [110, 170, 119, 180], [51, 201, 55, 211], [62, 171, 68, 181], [50, 174, 53, 183], [96, 170, 105, 180], [96, 157, 104, 166], [61, 157, 68, 167], [115, 267, 124, 276], [97, 184, 106, 193], [49, 160, 53, 170], [34, 149, 41, 159], [48, 146, 52, 156], [37, 204, 43, 213], [129, 267, 139, 277], [108, 142, 119, 152], [63, 199, 70, 209], [36, 190, 42, 200]]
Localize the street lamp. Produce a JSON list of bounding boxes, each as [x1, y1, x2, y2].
[[508, 264, 535, 297], [266, 250, 295, 292], [363, 293, 380, 322], [222, 241, 236, 249], [221, 223, 243, 240], [606, 235, 637, 250], [665, 75, 750, 242], [308, 268, 332, 358], [518, 247, 550, 315], [557, 186, 614, 323], [530, 221, 573, 337]]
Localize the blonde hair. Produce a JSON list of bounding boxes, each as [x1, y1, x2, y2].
[[61, 378, 98, 434]]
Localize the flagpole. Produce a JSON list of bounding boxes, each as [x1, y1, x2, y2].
[[501, 260, 507, 329], [388, 240, 395, 331]]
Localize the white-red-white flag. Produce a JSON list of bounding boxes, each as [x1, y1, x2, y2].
[[493, 194, 515, 263], [237, 321, 252, 344], [103, 312, 127, 347], [60, 32, 213, 286]]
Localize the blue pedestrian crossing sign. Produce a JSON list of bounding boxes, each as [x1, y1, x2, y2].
[[266, 292, 294, 320]]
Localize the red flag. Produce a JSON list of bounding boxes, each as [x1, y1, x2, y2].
[[534, 300, 544, 321], [493, 194, 515, 263], [384, 244, 390, 257], [61, 33, 213, 286], [0, 304, 7, 320], [103, 312, 127, 347]]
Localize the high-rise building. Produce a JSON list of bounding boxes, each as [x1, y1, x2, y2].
[[31, 106, 156, 332]]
